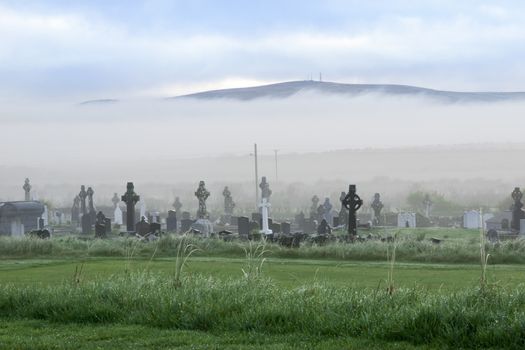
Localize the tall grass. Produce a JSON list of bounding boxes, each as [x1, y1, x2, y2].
[[2, 233, 525, 264], [0, 274, 524, 349]]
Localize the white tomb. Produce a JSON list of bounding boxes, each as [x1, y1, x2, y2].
[[463, 210, 480, 229], [397, 213, 416, 228]]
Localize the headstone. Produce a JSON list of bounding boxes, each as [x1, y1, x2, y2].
[[371, 193, 384, 226], [81, 214, 92, 234], [95, 212, 107, 238], [333, 216, 340, 227], [271, 222, 281, 234], [114, 206, 123, 225], [104, 218, 112, 234], [166, 210, 178, 232], [38, 218, 44, 230], [173, 197, 183, 213], [135, 217, 151, 236], [180, 219, 193, 233], [317, 219, 332, 235], [235, 216, 249, 235], [223, 186, 235, 220], [71, 195, 80, 225], [295, 212, 307, 231], [191, 181, 213, 236], [281, 222, 291, 235], [520, 219, 525, 236], [310, 195, 320, 220], [322, 198, 333, 224], [338, 191, 348, 227], [140, 200, 146, 221], [150, 222, 161, 234], [190, 218, 214, 236], [259, 198, 272, 235], [341, 185, 363, 236], [195, 181, 210, 218], [79, 185, 88, 216], [511, 187, 525, 232], [42, 205, 49, 226], [251, 212, 262, 223], [111, 193, 120, 209], [87, 187, 96, 224], [423, 194, 433, 218], [23, 178, 32, 201], [121, 182, 140, 232], [182, 211, 191, 220], [463, 210, 481, 229], [398, 212, 417, 228]]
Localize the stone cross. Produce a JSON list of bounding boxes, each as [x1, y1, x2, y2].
[[322, 198, 333, 224], [23, 178, 32, 201], [71, 195, 80, 224], [121, 182, 140, 232], [111, 193, 120, 209], [339, 191, 348, 227], [195, 181, 210, 219], [223, 186, 235, 215], [371, 193, 384, 226], [259, 176, 272, 200], [342, 184, 363, 236], [79, 185, 88, 215], [310, 195, 320, 219], [87, 187, 96, 223], [423, 194, 433, 218], [511, 187, 524, 231], [173, 197, 183, 212]]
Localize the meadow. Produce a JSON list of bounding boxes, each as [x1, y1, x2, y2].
[[1, 228, 525, 349]]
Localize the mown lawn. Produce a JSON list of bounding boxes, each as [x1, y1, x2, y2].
[[0, 319, 434, 350]]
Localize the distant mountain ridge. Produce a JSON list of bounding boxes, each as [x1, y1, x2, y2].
[[174, 80, 525, 103]]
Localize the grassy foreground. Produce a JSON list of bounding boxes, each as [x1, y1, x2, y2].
[[0, 274, 524, 349]]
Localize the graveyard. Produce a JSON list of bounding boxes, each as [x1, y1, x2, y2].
[[4, 2, 525, 348], [2, 177, 525, 349]]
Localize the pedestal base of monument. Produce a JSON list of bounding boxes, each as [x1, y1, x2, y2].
[[191, 218, 214, 237]]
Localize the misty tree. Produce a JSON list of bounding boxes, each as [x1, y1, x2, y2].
[[406, 191, 462, 217]]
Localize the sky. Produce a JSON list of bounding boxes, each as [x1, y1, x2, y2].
[[1, 0, 525, 102]]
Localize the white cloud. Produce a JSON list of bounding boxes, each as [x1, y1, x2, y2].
[[1, 2, 525, 98]]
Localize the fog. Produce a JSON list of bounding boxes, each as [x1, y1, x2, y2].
[[1, 92, 525, 212]]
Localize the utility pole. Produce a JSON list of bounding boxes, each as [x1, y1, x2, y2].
[[254, 143, 259, 210], [274, 149, 279, 183]]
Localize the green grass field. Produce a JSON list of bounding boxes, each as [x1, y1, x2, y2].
[[1, 256, 525, 290], [1, 232, 525, 349]]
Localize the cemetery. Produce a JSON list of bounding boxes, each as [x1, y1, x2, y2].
[[3, 176, 525, 348]]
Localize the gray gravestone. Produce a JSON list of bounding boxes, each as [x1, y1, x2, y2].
[[166, 210, 177, 232], [238, 216, 250, 235], [135, 217, 151, 236]]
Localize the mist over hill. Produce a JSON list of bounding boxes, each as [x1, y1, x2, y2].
[[175, 80, 525, 103]]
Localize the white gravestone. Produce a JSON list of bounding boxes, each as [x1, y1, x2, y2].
[[114, 206, 123, 225], [397, 213, 416, 228], [463, 210, 480, 229], [259, 198, 273, 235]]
